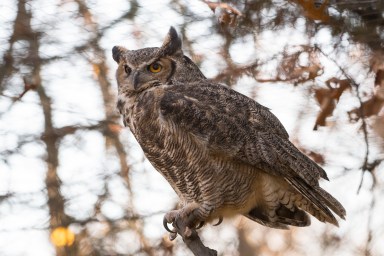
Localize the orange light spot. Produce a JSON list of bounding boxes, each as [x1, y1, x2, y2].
[[108, 123, 123, 133], [50, 227, 75, 247]]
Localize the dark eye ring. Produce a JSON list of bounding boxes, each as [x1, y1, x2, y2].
[[124, 65, 131, 75]]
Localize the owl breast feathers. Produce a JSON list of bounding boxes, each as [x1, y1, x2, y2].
[[112, 27, 345, 232]]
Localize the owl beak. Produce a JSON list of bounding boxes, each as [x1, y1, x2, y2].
[[131, 71, 140, 90], [130, 71, 155, 91]]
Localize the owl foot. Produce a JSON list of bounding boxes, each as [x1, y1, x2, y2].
[[163, 205, 205, 240], [163, 210, 178, 234], [162, 204, 217, 254]]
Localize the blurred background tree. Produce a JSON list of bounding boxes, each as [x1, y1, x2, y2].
[[0, 0, 383, 255]]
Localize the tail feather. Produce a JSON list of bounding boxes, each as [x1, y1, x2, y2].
[[275, 205, 311, 227], [315, 186, 346, 219], [245, 211, 289, 230], [286, 176, 345, 226], [245, 204, 311, 229]]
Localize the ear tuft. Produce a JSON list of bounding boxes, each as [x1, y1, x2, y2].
[[112, 46, 128, 63], [160, 26, 182, 56]]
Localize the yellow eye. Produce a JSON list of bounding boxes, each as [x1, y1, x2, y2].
[[148, 62, 162, 73]]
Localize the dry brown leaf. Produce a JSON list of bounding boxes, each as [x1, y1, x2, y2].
[[348, 67, 384, 120], [313, 88, 336, 130], [294, 0, 330, 22], [203, 1, 242, 27], [290, 64, 323, 82], [374, 69, 384, 105], [273, 47, 324, 84], [372, 116, 384, 139], [313, 78, 351, 130], [203, 1, 242, 16], [349, 96, 384, 120], [302, 148, 326, 165]]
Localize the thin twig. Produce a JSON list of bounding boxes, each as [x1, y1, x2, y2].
[[365, 167, 378, 256], [315, 45, 370, 194]]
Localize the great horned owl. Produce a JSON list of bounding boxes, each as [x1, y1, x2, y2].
[[112, 27, 345, 236]]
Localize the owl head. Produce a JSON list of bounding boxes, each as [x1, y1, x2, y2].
[[112, 27, 206, 93]]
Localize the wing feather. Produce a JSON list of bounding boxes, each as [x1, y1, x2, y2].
[[160, 83, 328, 186]]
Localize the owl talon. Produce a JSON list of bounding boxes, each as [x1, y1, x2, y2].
[[163, 205, 206, 236], [195, 221, 205, 229], [163, 216, 177, 234], [169, 230, 178, 240], [213, 216, 223, 226]]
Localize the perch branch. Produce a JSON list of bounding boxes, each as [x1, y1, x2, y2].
[[172, 218, 217, 256]]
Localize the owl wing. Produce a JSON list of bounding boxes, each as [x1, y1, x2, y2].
[[160, 82, 329, 187]]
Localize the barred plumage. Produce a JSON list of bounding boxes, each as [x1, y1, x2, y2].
[[113, 27, 346, 234]]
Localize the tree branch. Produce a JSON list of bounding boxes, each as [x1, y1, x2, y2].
[[173, 218, 217, 256]]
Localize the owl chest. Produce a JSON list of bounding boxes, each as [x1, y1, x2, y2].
[[125, 103, 205, 200]]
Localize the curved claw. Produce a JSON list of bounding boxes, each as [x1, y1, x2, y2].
[[213, 216, 223, 226], [163, 217, 177, 233], [169, 231, 178, 241], [195, 221, 205, 229]]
